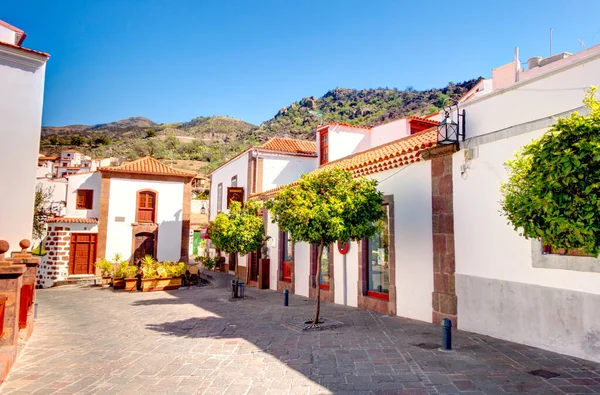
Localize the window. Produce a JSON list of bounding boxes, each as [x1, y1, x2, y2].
[[76, 189, 93, 209], [311, 244, 331, 290], [367, 205, 390, 299], [217, 183, 223, 213], [136, 190, 157, 223], [280, 231, 293, 283], [542, 243, 595, 257], [320, 130, 328, 165], [231, 175, 237, 187], [319, 245, 331, 289]]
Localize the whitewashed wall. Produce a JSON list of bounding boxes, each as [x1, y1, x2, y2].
[[371, 161, 434, 322], [333, 241, 359, 307], [323, 125, 370, 163], [261, 154, 316, 192], [105, 178, 184, 262], [65, 172, 101, 218], [0, 45, 47, 252], [36, 178, 67, 216], [454, 129, 600, 362], [461, 52, 600, 140], [209, 152, 249, 221], [294, 242, 311, 297], [0, 25, 16, 45], [370, 119, 409, 148]]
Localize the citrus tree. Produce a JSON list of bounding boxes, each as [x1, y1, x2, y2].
[[209, 200, 265, 280], [265, 168, 385, 324], [501, 87, 600, 254]]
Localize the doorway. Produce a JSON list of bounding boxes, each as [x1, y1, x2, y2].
[[69, 233, 98, 275], [249, 250, 261, 283], [134, 232, 156, 262]]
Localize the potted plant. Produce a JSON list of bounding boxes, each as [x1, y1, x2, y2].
[[124, 265, 139, 291], [196, 255, 216, 271], [140, 257, 185, 292], [113, 260, 130, 289], [94, 258, 114, 287]]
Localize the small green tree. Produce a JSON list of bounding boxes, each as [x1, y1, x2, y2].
[[70, 135, 85, 146], [266, 168, 385, 324], [145, 129, 157, 138], [501, 87, 600, 254], [209, 200, 265, 280]]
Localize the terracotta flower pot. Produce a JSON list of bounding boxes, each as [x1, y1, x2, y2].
[[101, 276, 112, 287], [113, 278, 125, 289], [124, 278, 137, 292], [140, 277, 182, 292]]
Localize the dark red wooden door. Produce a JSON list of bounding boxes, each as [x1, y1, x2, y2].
[[134, 232, 155, 261], [249, 251, 260, 282], [69, 233, 98, 275]]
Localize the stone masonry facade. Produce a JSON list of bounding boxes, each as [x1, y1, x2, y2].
[[430, 149, 457, 327], [38, 225, 71, 288]]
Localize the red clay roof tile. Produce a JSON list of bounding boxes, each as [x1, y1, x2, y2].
[[47, 217, 98, 224], [259, 137, 316, 155], [99, 156, 197, 178]]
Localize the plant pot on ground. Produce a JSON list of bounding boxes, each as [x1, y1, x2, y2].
[[122, 265, 139, 292], [140, 257, 186, 292], [94, 258, 114, 288]]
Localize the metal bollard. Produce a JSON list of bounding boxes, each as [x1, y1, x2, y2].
[[237, 282, 244, 299], [442, 318, 452, 350], [231, 280, 237, 299], [34, 301, 38, 319], [283, 289, 289, 306]]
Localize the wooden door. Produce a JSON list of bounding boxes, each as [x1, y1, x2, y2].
[[249, 251, 260, 282], [134, 233, 155, 261], [69, 233, 98, 275], [228, 253, 237, 273]]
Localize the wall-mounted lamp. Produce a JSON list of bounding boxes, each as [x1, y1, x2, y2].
[[437, 99, 466, 145]]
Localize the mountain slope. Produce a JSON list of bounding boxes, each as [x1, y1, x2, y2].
[[39, 79, 482, 174]]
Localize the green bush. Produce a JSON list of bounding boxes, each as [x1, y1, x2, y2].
[[94, 258, 114, 277]]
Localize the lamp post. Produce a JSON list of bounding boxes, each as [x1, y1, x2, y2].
[[437, 99, 466, 145]]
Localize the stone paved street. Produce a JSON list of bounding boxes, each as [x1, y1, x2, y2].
[[2, 278, 600, 395]]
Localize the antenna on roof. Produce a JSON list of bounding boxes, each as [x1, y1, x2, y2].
[[308, 110, 323, 124], [577, 38, 585, 47]]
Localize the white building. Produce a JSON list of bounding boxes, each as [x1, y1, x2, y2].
[[38, 157, 196, 287], [0, 19, 49, 253], [208, 137, 317, 279], [237, 44, 600, 363]]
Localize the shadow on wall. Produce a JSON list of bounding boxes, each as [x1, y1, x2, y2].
[[270, 159, 308, 190], [127, 214, 188, 263]]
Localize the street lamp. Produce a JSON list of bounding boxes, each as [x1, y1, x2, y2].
[[437, 99, 466, 145]]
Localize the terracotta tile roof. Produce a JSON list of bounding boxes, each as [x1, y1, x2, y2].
[[63, 149, 82, 154], [46, 217, 98, 224], [99, 156, 197, 178], [0, 41, 49, 58], [259, 137, 316, 155], [407, 116, 440, 125], [251, 128, 437, 199], [317, 122, 372, 131], [38, 156, 59, 161]]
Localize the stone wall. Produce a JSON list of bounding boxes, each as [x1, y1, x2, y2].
[[38, 225, 71, 288], [430, 147, 457, 326]]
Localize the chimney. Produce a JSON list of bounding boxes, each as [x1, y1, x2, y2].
[[527, 56, 542, 70]]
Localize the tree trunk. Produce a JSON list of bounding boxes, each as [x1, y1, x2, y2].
[[312, 240, 325, 325]]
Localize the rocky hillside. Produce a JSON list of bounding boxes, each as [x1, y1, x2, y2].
[[39, 79, 481, 174]]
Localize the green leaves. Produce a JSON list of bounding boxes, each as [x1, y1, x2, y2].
[[209, 200, 265, 256], [501, 87, 600, 254], [266, 168, 386, 245]]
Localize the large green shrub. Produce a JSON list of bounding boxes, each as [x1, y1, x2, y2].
[[501, 87, 600, 254]]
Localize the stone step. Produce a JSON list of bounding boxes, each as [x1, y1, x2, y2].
[[55, 275, 102, 287]]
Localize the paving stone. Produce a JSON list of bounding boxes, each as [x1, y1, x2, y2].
[[1, 279, 600, 394]]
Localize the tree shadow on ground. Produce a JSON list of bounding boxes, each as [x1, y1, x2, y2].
[[134, 279, 600, 394]]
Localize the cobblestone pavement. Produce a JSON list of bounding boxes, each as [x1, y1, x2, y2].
[[2, 278, 600, 395]]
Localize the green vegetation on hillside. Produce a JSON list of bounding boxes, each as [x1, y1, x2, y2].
[[39, 79, 481, 173]]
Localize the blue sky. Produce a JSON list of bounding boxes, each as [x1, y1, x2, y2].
[[2, 1, 600, 126]]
